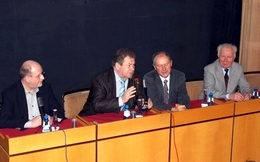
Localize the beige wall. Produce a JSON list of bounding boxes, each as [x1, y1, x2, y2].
[[239, 0, 260, 71]]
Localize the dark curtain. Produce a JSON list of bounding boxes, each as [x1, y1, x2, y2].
[[0, 0, 242, 103], [210, 0, 242, 62]]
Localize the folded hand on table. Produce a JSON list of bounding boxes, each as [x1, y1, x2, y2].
[[171, 104, 187, 112]]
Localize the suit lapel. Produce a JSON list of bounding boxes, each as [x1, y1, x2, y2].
[[155, 73, 164, 99], [227, 64, 237, 92], [169, 71, 175, 101], [17, 82, 29, 119], [216, 61, 226, 91], [108, 68, 117, 98]]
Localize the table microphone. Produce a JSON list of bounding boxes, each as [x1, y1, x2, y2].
[[37, 97, 46, 126], [143, 79, 148, 111]]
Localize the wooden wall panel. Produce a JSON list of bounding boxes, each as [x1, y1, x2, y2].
[[239, 0, 260, 71]]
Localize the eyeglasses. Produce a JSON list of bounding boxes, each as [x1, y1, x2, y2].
[[30, 71, 45, 79]]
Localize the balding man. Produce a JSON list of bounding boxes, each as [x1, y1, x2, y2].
[[144, 51, 190, 111], [0, 60, 64, 130]]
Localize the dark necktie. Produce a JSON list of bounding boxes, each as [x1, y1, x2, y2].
[[163, 79, 169, 104], [224, 69, 229, 90]]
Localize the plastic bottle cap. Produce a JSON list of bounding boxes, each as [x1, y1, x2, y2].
[[125, 105, 129, 109]]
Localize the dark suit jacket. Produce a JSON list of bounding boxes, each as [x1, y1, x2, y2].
[[79, 67, 143, 116], [144, 69, 190, 110], [0, 81, 64, 130]]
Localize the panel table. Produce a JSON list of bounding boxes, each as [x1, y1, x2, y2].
[[79, 109, 171, 162], [232, 99, 260, 162], [0, 119, 96, 162], [170, 102, 235, 162]]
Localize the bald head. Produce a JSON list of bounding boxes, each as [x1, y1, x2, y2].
[[20, 60, 45, 91], [20, 60, 42, 79]]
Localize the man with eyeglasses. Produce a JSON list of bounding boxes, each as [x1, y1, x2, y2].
[[79, 48, 153, 116], [144, 51, 190, 111], [0, 60, 64, 130]]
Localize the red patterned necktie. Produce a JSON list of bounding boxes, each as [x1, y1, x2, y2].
[[163, 79, 169, 104], [224, 69, 229, 90]]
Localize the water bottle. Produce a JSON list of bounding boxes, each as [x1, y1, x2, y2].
[[42, 115, 50, 132], [52, 109, 58, 127], [201, 89, 208, 107], [208, 92, 214, 106], [123, 105, 131, 119], [252, 86, 259, 99]]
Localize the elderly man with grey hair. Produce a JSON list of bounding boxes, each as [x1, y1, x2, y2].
[[200, 43, 251, 101]]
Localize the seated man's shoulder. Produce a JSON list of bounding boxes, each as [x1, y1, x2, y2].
[[172, 69, 185, 76], [93, 68, 111, 79], [144, 70, 157, 78], [2, 81, 21, 94], [232, 62, 243, 69], [205, 61, 216, 69]]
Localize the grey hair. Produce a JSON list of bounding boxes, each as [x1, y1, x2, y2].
[[19, 64, 32, 78], [217, 43, 237, 57]]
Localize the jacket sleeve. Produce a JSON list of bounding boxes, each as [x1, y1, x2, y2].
[[0, 90, 28, 129], [144, 73, 172, 110], [90, 76, 120, 113]]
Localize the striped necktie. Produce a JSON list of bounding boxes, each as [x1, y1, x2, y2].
[[163, 79, 169, 104], [119, 79, 125, 97]]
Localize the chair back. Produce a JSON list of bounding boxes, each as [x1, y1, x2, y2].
[[62, 87, 90, 118], [244, 71, 260, 91], [186, 78, 204, 100]]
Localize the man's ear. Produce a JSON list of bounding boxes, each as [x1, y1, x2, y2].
[[153, 64, 156, 70], [115, 62, 120, 70], [24, 75, 31, 82]]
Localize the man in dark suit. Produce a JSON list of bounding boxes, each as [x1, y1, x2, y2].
[[144, 51, 190, 111], [79, 48, 152, 116], [200, 43, 251, 101], [0, 60, 64, 130]]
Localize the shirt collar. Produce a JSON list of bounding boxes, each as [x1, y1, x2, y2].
[[114, 69, 128, 82], [159, 75, 170, 83], [21, 81, 39, 94]]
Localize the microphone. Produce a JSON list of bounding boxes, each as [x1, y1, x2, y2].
[[143, 79, 148, 110], [37, 97, 46, 126], [133, 77, 139, 93]]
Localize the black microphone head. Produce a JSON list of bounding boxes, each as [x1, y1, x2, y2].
[[37, 97, 46, 120], [143, 79, 146, 88], [37, 97, 44, 107]]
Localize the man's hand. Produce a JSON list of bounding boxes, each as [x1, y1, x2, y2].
[[122, 86, 136, 103], [228, 92, 245, 101], [31, 115, 42, 128], [243, 92, 251, 100], [171, 104, 187, 111], [147, 98, 153, 109]]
